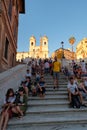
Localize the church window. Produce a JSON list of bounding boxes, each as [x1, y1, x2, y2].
[[4, 37, 9, 60], [44, 42, 46, 45], [31, 42, 33, 46]]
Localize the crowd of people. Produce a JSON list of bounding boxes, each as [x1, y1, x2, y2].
[[0, 57, 87, 130], [0, 58, 54, 130]]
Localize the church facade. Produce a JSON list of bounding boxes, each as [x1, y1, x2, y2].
[[16, 36, 49, 61]]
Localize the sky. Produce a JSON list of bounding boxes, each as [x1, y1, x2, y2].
[[18, 0, 87, 56]]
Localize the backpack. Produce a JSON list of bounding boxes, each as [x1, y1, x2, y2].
[[71, 95, 81, 108], [14, 93, 21, 105]]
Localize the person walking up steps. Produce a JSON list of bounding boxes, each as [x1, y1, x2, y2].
[[52, 57, 61, 89]]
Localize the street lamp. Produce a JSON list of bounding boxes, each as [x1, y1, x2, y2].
[[61, 41, 65, 59]]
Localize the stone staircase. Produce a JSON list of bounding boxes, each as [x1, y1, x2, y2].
[[6, 73, 87, 130]]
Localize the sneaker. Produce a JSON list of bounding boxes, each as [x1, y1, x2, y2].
[[81, 103, 87, 107]]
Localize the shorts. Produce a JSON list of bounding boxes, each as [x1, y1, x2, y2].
[[38, 87, 46, 95], [53, 72, 59, 79]]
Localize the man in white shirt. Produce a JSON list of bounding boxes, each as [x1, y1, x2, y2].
[[67, 76, 84, 106]]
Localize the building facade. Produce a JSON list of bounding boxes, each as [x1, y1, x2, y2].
[[16, 52, 29, 62], [0, 0, 25, 72], [76, 38, 87, 60], [16, 36, 49, 61], [51, 48, 75, 60]]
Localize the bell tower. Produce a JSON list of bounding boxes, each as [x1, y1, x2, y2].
[[29, 36, 36, 57], [41, 36, 49, 58]]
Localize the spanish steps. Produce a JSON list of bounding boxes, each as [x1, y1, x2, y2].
[[0, 64, 87, 130]]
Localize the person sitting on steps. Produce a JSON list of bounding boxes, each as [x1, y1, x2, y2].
[[67, 76, 86, 108], [14, 87, 28, 115], [0, 88, 23, 130], [37, 77, 46, 97]]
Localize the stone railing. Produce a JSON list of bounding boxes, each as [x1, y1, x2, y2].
[[0, 64, 26, 84], [0, 64, 27, 106]]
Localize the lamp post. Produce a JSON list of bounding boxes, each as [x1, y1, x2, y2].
[[60, 41, 65, 67], [61, 41, 64, 59]]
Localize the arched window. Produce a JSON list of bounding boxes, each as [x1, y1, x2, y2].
[[44, 42, 46, 45], [31, 42, 33, 46]]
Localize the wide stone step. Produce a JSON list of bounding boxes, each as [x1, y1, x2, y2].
[[27, 105, 71, 114], [28, 100, 69, 107], [7, 124, 87, 130], [46, 83, 67, 86], [46, 82, 67, 84], [46, 91, 68, 95], [8, 110, 87, 128], [45, 81, 67, 84], [28, 95, 68, 101], [45, 78, 67, 80], [26, 105, 87, 114], [44, 74, 66, 77], [28, 100, 69, 105], [46, 86, 67, 90], [45, 78, 67, 81], [46, 85, 67, 88], [46, 87, 67, 91]]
